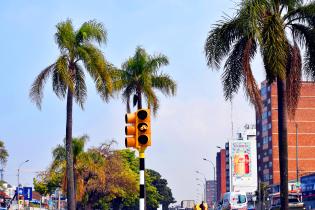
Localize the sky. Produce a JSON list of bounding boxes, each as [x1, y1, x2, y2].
[[0, 0, 265, 204]]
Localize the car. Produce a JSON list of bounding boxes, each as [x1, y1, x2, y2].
[[269, 193, 306, 210], [221, 192, 248, 210]]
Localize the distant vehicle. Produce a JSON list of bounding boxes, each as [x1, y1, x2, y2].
[[221, 192, 247, 210], [269, 192, 305, 210]]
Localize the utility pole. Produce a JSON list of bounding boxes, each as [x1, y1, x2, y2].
[[296, 123, 299, 184]]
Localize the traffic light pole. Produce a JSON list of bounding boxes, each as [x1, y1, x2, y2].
[[139, 151, 145, 210]]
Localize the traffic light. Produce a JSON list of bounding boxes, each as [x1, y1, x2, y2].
[[125, 112, 138, 148], [125, 109, 151, 150], [136, 109, 151, 148]]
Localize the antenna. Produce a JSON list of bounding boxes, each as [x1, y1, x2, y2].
[[231, 100, 234, 140]]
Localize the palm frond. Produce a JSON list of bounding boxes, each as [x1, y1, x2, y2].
[[55, 55, 74, 93], [222, 38, 246, 101], [262, 14, 288, 82], [76, 20, 107, 45], [146, 54, 169, 74], [74, 63, 87, 109], [151, 74, 177, 96], [205, 16, 244, 69], [286, 42, 302, 119], [241, 38, 262, 115], [55, 19, 75, 55], [143, 87, 159, 115], [284, 2, 315, 26], [52, 64, 67, 100], [29, 64, 55, 109], [291, 23, 315, 78]]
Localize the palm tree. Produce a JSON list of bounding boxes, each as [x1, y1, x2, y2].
[[113, 46, 177, 114], [51, 135, 88, 202], [204, 1, 315, 209], [0, 141, 8, 167], [30, 19, 112, 210]]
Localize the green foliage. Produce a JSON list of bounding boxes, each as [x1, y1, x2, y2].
[[35, 141, 175, 209], [30, 19, 112, 109], [0, 141, 8, 167], [111, 46, 177, 114], [204, 0, 315, 117]]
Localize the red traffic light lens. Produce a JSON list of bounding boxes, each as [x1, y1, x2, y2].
[[138, 135, 148, 145]]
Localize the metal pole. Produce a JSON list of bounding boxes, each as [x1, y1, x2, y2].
[[17, 168, 20, 209], [296, 123, 299, 183], [139, 152, 145, 210]]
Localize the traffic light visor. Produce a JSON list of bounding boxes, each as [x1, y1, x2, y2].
[[125, 113, 136, 123], [125, 137, 137, 148], [125, 126, 136, 135]]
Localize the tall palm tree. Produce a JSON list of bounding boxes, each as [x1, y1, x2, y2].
[[204, 1, 315, 209], [30, 19, 112, 210], [112, 46, 177, 114]]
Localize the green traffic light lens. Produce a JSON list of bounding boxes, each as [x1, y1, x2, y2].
[[137, 110, 147, 120], [138, 135, 148, 145]]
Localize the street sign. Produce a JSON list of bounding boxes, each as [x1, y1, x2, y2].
[[23, 187, 32, 201], [16, 187, 23, 195]]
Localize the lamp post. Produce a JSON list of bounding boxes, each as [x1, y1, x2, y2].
[[203, 158, 216, 203], [196, 171, 207, 202], [296, 123, 299, 184], [17, 160, 29, 209]]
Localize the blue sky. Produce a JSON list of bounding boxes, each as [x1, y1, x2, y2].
[[0, 0, 265, 203]]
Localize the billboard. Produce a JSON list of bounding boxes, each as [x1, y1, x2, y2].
[[230, 139, 257, 193]]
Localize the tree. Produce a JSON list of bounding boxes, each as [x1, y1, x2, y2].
[[30, 19, 112, 210], [204, 1, 315, 209], [113, 46, 177, 113], [0, 141, 8, 168], [146, 169, 176, 210]]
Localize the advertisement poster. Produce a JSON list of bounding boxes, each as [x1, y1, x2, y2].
[[230, 140, 257, 193]]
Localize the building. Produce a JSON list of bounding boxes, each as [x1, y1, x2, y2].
[[216, 149, 226, 200], [205, 180, 216, 205], [256, 81, 315, 185]]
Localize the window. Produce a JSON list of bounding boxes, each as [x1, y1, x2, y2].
[[258, 166, 261, 171], [268, 111, 271, 116], [268, 86, 271, 92], [267, 98, 271, 104], [268, 123, 272, 129], [270, 175, 273, 179], [263, 137, 268, 144], [258, 154, 261, 159], [269, 136, 272, 142], [257, 143, 261, 148], [269, 162, 272, 167], [268, 149, 272, 155]]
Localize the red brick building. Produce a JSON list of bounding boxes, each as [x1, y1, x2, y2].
[[256, 81, 315, 185], [216, 149, 226, 200]]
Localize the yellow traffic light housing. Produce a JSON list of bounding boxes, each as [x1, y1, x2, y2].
[[136, 109, 151, 149], [125, 112, 138, 148]]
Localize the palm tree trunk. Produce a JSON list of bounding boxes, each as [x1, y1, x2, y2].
[[66, 87, 76, 210], [137, 89, 142, 109], [277, 78, 288, 210]]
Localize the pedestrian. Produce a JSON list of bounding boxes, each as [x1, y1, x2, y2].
[[199, 201, 206, 210]]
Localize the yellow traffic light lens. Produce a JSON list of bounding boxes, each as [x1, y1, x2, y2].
[[137, 123, 148, 132], [137, 110, 148, 120], [138, 135, 148, 145]]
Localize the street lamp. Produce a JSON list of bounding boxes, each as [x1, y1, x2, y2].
[[17, 160, 29, 209], [203, 158, 216, 203], [196, 171, 207, 202]]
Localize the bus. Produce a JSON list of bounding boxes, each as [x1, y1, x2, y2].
[[301, 173, 315, 209]]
